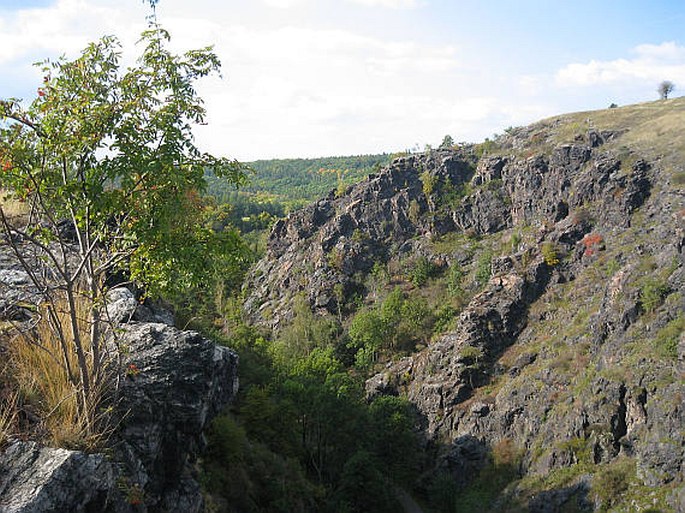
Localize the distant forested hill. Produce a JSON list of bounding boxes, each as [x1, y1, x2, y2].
[[204, 153, 394, 238], [206, 153, 392, 208]]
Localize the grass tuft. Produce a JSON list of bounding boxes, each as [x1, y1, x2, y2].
[[7, 293, 109, 450]]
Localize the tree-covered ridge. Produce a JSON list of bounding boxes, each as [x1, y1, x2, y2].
[[206, 153, 392, 209]]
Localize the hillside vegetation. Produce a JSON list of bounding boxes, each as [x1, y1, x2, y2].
[[210, 97, 685, 513]]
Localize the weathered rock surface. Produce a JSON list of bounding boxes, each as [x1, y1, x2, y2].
[[0, 441, 113, 513], [243, 149, 477, 327], [110, 321, 238, 512], [0, 287, 238, 512]]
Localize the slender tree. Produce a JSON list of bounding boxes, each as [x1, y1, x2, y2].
[[0, 26, 247, 426]]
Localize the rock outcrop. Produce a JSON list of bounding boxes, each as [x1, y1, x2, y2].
[[0, 286, 238, 513], [243, 149, 477, 327], [244, 101, 685, 510], [0, 442, 113, 513]]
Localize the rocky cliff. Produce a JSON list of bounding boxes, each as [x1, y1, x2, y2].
[[244, 98, 685, 511]]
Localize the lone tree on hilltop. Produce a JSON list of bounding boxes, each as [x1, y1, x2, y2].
[[658, 80, 675, 100]]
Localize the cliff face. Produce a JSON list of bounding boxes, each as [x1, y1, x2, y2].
[[243, 149, 478, 327], [244, 99, 685, 511]]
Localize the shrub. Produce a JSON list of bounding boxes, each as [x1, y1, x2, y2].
[[408, 199, 421, 223], [640, 278, 669, 313], [409, 256, 437, 287], [459, 345, 484, 363], [420, 170, 438, 196], [657, 80, 675, 100], [654, 315, 683, 359], [434, 304, 458, 334], [510, 231, 522, 252], [447, 263, 464, 296], [541, 242, 560, 266], [592, 458, 635, 511], [475, 250, 493, 285], [581, 232, 604, 257]]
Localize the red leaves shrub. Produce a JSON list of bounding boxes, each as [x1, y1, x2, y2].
[[581, 232, 603, 257]]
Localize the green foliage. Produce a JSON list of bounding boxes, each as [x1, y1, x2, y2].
[[438, 177, 472, 210], [347, 308, 386, 369], [206, 193, 284, 235], [510, 231, 522, 252], [397, 296, 433, 347], [439, 134, 455, 149], [447, 263, 464, 296], [0, 25, 248, 431], [367, 396, 421, 484], [473, 138, 499, 158], [654, 315, 683, 359], [475, 250, 493, 285], [1, 27, 249, 298], [640, 278, 670, 313], [420, 170, 438, 196], [408, 256, 438, 286], [434, 304, 458, 334], [205, 154, 391, 210], [592, 458, 635, 512], [203, 415, 323, 513], [205, 323, 422, 512], [271, 295, 339, 368], [459, 345, 484, 363], [408, 199, 421, 223], [541, 242, 560, 266], [380, 286, 404, 326], [346, 286, 436, 369]]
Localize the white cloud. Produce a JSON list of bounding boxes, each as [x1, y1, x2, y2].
[[0, 0, 146, 65], [0, 0, 541, 160], [186, 24, 473, 158], [556, 41, 685, 88], [345, 0, 422, 9], [262, 0, 310, 8]]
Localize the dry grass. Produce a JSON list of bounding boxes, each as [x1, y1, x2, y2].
[[7, 293, 109, 450], [0, 188, 30, 225], [536, 96, 685, 180], [0, 391, 18, 446]]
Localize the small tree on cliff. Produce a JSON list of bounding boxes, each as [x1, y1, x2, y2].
[[439, 134, 454, 149], [657, 80, 675, 100], [0, 26, 247, 430]]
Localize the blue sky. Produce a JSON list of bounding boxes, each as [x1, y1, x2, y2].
[[1, 0, 684, 160]]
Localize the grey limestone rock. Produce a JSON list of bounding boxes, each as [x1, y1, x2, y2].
[[0, 298, 238, 513], [0, 441, 113, 513]]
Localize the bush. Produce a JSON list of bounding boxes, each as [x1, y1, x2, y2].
[[654, 315, 683, 359], [447, 263, 464, 296], [592, 458, 635, 511], [475, 250, 493, 285], [420, 170, 438, 196], [409, 256, 437, 287], [640, 278, 669, 313], [541, 242, 560, 266]]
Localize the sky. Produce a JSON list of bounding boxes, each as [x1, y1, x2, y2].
[[0, 0, 684, 161]]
